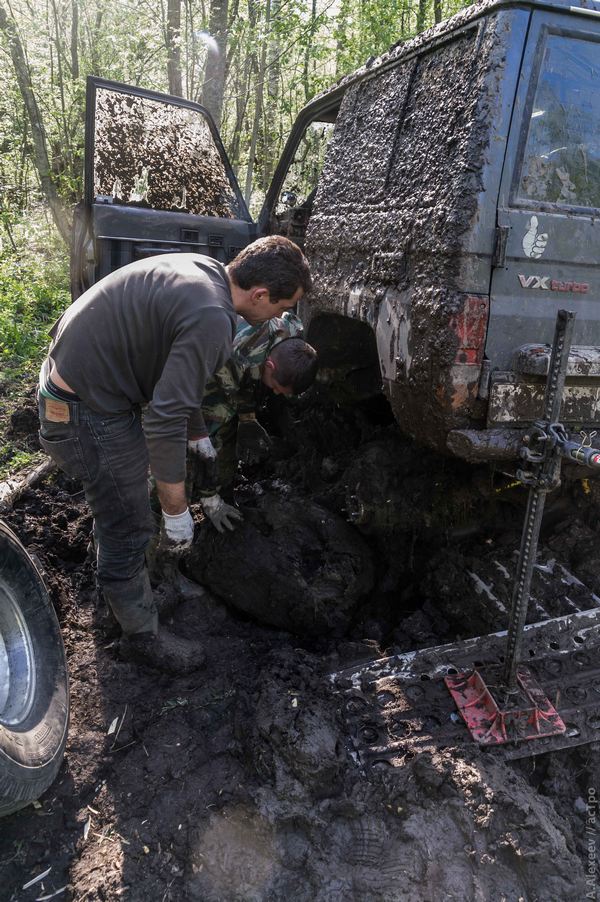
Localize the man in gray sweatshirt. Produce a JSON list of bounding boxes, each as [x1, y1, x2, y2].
[[38, 236, 311, 673]]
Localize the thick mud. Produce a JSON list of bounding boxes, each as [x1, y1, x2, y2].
[[187, 493, 374, 636], [1, 394, 598, 901]]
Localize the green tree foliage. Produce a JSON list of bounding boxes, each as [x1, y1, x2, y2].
[[0, 0, 472, 241], [0, 237, 69, 371]]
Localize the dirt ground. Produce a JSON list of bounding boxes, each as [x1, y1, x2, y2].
[[1, 392, 598, 901]]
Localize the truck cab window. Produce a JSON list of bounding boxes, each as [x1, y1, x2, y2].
[[517, 34, 600, 210], [273, 120, 336, 246]]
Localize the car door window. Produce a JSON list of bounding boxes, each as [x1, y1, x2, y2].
[[275, 120, 336, 215], [94, 87, 244, 218], [517, 33, 600, 210]]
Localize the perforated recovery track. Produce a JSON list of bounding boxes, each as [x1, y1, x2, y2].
[[332, 605, 600, 765]]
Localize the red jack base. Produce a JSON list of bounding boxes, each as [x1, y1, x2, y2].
[[445, 665, 566, 745]]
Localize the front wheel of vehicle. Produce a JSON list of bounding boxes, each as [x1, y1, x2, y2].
[[0, 521, 69, 816]]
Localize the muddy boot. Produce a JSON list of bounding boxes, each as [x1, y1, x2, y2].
[[119, 628, 206, 674], [101, 568, 158, 635], [151, 572, 206, 621], [145, 532, 206, 623], [94, 582, 121, 639]]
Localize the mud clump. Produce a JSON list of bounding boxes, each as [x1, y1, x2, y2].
[[250, 651, 347, 800], [9, 401, 38, 438], [186, 492, 374, 636]]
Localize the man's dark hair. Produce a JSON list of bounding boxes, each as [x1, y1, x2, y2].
[[228, 236, 312, 302], [269, 338, 318, 394]]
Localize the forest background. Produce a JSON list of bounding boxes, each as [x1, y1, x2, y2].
[[0, 0, 470, 476]]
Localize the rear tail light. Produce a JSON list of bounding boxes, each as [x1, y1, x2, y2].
[[450, 295, 489, 365]]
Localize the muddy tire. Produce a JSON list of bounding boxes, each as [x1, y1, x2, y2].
[[0, 521, 69, 816], [188, 494, 374, 636]]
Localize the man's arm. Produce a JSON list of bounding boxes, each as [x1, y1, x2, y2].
[[156, 478, 195, 545], [144, 308, 233, 484], [156, 479, 188, 515]]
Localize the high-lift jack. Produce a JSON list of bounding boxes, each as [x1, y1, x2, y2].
[[333, 310, 600, 765]]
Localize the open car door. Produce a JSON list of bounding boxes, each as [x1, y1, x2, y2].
[[71, 77, 256, 298]]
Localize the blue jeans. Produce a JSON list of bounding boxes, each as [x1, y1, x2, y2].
[[38, 394, 157, 634]]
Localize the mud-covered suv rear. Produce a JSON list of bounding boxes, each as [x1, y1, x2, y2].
[[298, 0, 600, 461]]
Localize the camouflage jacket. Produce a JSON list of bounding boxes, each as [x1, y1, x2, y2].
[[199, 311, 304, 435]]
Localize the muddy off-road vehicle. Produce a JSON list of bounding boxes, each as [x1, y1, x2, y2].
[[71, 0, 600, 465], [3, 0, 600, 814]]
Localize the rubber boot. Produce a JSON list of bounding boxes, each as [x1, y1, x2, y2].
[[119, 629, 206, 674], [103, 569, 205, 675], [101, 568, 158, 636]]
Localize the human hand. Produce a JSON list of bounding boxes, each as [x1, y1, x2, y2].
[[201, 493, 243, 533], [236, 416, 272, 465], [188, 436, 217, 460], [162, 508, 195, 547]]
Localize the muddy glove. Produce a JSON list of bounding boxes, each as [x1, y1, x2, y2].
[[236, 414, 272, 465], [162, 508, 195, 547], [188, 436, 217, 460], [201, 493, 243, 534], [188, 436, 219, 489]]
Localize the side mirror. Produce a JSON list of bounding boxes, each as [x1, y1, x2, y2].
[[280, 190, 297, 207]]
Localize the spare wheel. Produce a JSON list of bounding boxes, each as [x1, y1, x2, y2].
[[0, 520, 69, 816]]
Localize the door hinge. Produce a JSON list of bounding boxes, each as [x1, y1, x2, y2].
[[492, 226, 509, 268]]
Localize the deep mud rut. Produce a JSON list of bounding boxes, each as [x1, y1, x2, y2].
[[1, 394, 598, 901]]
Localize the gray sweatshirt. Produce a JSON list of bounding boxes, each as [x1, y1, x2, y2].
[[48, 253, 236, 482]]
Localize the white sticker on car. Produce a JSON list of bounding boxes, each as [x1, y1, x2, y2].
[[522, 215, 548, 258]]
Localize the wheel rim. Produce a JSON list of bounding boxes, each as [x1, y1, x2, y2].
[[0, 582, 36, 726]]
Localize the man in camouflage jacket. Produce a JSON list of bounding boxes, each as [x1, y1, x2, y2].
[[189, 312, 316, 518]]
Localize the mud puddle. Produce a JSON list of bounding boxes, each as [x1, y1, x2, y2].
[[0, 395, 598, 901]]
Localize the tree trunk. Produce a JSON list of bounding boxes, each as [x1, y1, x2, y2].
[[0, 3, 70, 243], [262, 0, 280, 189], [244, 0, 270, 207], [167, 0, 183, 96], [50, 0, 70, 161], [87, 9, 104, 75], [303, 0, 317, 103], [201, 0, 229, 127], [335, 0, 353, 77], [434, 0, 442, 25], [416, 0, 428, 34], [70, 0, 79, 80], [227, 31, 253, 168]]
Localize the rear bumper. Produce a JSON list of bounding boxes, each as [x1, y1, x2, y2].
[[447, 427, 527, 462], [486, 344, 600, 428], [487, 375, 600, 427]]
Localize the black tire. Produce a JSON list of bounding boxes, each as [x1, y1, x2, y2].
[[0, 520, 69, 816]]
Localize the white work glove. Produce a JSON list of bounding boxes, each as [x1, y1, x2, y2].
[[188, 436, 217, 460], [201, 493, 243, 534], [162, 508, 195, 546]]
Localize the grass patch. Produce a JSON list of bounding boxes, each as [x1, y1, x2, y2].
[[0, 255, 70, 379], [0, 239, 70, 481]]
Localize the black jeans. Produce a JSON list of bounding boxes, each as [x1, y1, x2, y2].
[[38, 394, 157, 633]]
